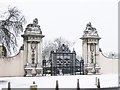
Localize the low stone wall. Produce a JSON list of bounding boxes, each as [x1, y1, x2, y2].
[[98, 52, 118, 74], [0, 50, 24, 76]]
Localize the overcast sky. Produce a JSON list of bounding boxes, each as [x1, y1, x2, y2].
[[0, 0, 118, 56]]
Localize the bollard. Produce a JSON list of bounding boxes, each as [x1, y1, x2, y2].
[[55, 80, 59, 90], [97, 78, 100, 88], [30, 81, 37, 90], [77, 79, 80, 90], [8, 82, 11, 90]]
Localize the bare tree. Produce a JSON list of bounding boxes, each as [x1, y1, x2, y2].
[[42, 40, 57, 59], [42, 37, 75, 59], [54, 37, 75, 48], [0, 6, 26, 56]]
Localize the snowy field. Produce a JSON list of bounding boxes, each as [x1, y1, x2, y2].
[[0, 74, 118, 89]]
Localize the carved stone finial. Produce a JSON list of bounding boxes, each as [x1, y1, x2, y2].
[[25, 18, 42, 34], [86, 22, 91, 27], [84, 22, 98, 35], [33, 18, 38, 25], [86, 22, 93, 30]]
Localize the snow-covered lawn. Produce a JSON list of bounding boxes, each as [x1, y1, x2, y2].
[[0, 74, 118, 89]]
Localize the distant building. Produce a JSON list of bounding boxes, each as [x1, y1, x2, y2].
[[43, 44, 84, 75]]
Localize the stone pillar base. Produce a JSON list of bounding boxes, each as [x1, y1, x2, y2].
[[36, 68, 43, 76]]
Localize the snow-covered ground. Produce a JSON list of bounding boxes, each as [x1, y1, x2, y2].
[[0, 74, 118, 89]]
